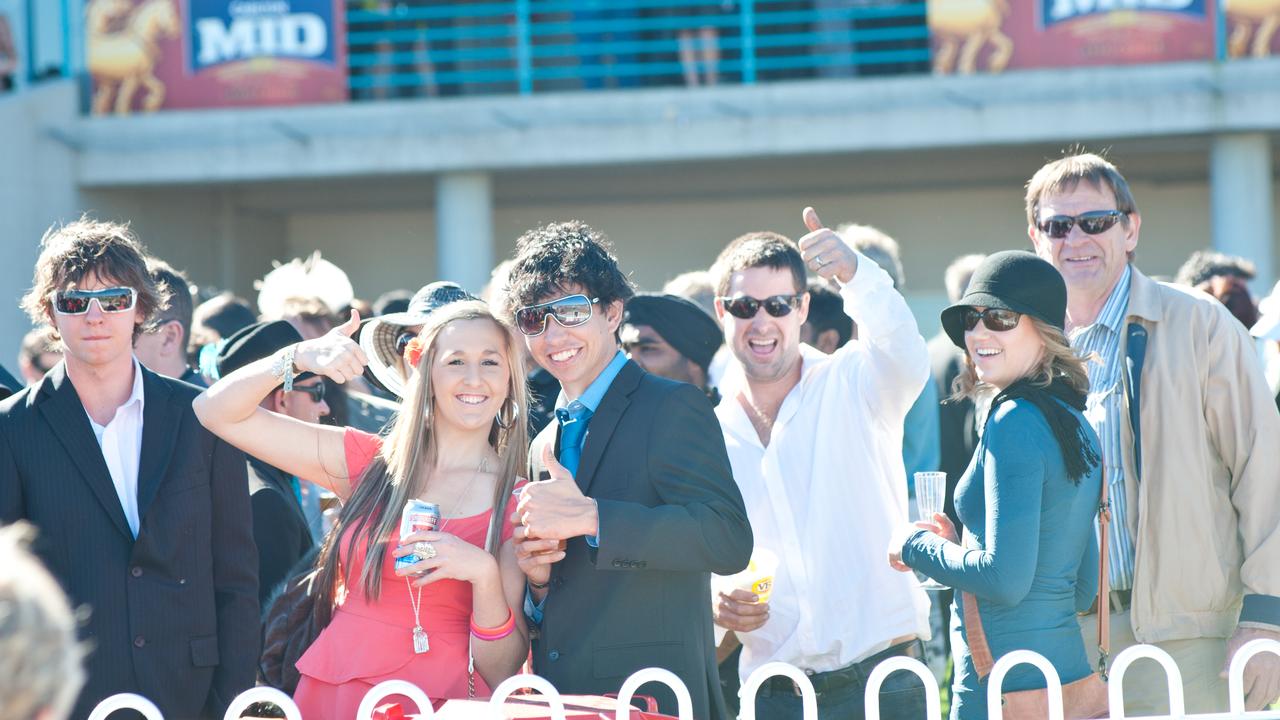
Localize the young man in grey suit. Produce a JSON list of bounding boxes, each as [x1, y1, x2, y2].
[[0, 219, 258, 719], [505, 221, 753, 720]]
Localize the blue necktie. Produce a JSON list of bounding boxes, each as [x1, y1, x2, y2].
[[556, 405, 593, 478]]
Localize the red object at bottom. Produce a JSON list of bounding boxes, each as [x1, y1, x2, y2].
[[372, 702, 407, 720], [434, 694, 676, 719]]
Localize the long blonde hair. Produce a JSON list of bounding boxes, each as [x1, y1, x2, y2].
[[315, 301, 530, 608], [951, 315, 1089, 402]]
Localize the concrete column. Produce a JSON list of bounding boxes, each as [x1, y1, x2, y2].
[[436, 172, 494, 293], [1210, 133, 1275, 290]]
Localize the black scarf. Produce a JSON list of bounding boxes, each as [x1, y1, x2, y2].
[[989, 376, 1099, 484]]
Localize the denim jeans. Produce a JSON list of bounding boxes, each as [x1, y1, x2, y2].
[[745, 643, 930, 720]]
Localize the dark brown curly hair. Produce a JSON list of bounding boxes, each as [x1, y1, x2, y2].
[[500, 220, 635, 319], [21, 217, 168, 341]]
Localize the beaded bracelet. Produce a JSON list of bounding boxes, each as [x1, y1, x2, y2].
[[470, 607, 516, 641]]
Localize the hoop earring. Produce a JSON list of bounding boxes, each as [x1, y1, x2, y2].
[[495, 398, 519, 429]]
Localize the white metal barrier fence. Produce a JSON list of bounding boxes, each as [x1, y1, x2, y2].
[[87, 639, 1280, 719]]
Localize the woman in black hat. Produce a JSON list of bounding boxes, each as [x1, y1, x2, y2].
[[887, 251, 1104, 719]]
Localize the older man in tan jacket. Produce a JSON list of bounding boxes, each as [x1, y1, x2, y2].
[[1025, 153, 1280, 714]]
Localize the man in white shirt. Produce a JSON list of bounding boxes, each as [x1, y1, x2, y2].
[[711, 208, 932, 719]]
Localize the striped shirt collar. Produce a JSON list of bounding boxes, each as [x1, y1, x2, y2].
[[1084, 265, 1133, 336]]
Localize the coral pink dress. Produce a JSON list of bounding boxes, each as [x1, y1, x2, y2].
[[293, 429, 519, 719]]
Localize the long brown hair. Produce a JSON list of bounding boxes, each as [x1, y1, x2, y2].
[[951, 316, 1089, 402], [314, 301, 529, 616]]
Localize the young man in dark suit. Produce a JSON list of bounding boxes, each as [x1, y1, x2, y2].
[[504, 221, 753, 720], [0, 219, 258, 719]]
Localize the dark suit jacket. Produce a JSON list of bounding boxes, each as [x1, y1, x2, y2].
[[0, 363, 259, 720], [0, 362, 19, 400], [529, 360, 752, 720], [247, 456, 313, 608]]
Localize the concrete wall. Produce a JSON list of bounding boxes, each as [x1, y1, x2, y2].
[[277, 177, 1224, 338], [286, 210, 438, 304], [0, 82, 82, 365]]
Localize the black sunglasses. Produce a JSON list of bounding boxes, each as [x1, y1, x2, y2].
[[718, 294, 803, 320], [963, 308, 1021, 333], [1036, 210, 1126, 240], [394, 330, 418, 357], [515, 294, 599, 336], [290, 382, 326, 403], [52, 287, 137, 315]]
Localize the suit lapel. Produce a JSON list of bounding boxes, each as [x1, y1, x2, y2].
[[135, 368, 181, 524], [574, 361, 641, 495], [36, 365, 133, 541]]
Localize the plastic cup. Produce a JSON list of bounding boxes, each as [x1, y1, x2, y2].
[[713, 548, 778, 603]]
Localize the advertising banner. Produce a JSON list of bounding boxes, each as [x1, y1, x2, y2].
[[1225, 0, 1280, 57], [87, 0, 347, 115], [928, 0, 1218, 74], [0, 0, 23, 92]]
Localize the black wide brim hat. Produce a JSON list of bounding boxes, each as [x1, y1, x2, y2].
[[940, 250, 1068, 349], [216, 320, 316, 384]]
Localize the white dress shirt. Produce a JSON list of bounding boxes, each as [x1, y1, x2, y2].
[[86, 359, 146, 538], [716, 251, 932, 680]]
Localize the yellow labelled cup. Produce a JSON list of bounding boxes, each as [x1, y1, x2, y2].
[[712, 548, 778, 604]]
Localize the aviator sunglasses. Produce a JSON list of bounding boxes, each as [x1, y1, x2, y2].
[[1036, 210, 1126, 240], [718, 294, 803, 320], [53, 287, 138, 315], [515, 294, 600, 336], [963, 308, 1021, 333]]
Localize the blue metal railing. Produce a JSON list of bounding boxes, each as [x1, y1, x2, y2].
[[13, 1, 1248, 105], [12, 0, 76, 88], [345, 0, 931, 98]]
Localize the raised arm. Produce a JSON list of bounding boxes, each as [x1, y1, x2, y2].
[[797, 207, 929, 424], [192, 312, 370, 500]]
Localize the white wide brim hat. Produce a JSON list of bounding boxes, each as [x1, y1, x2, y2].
[[359, 282, 476, 398]]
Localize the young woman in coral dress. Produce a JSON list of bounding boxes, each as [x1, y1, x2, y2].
[[195, 301, 540, 718]]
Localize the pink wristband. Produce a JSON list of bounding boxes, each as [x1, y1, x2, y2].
[[470, 607, 516, 641]]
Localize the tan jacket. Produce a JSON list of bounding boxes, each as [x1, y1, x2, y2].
[[1119, 268, 1280, 643]]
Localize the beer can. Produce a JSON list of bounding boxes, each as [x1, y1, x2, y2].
[[395, 499, 441, 572]]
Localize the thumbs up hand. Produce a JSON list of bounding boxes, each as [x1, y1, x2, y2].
[[798, 206, 858, 284], [514, 444, 600, 541], [293, 310, 370, 384]]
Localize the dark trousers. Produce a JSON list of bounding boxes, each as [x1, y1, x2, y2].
[[746, 641, 929, 720]]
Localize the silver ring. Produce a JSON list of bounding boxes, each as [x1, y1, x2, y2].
[[414, 541, 437, 559]]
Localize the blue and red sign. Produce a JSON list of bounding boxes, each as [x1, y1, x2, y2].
[[928, 0, 1218, 74], [87, 0, 346, 115], [1041, 0, 1209, 29], [188, 0, 338, 71]]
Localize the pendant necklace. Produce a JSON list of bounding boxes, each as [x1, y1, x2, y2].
[[404, 457, 488, 654]]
